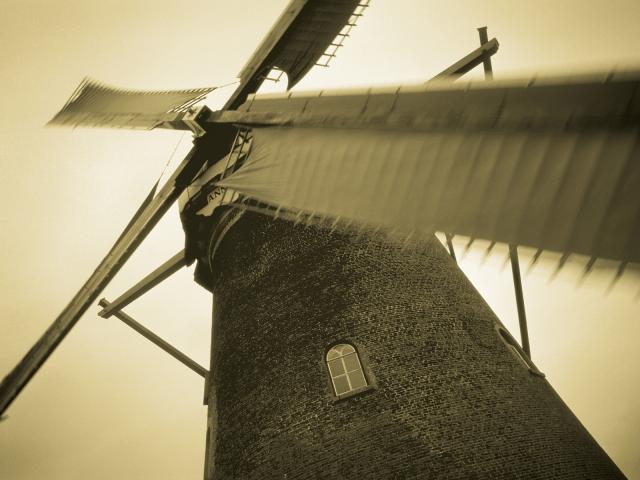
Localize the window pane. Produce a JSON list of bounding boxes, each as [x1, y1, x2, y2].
[[332, 375, 351, 395], [347, 369, 367, 390], [328, 359, 345, 377], [339, 344, 355, 355], [327, 348, 340, 361], [342, 353, 361, 373]]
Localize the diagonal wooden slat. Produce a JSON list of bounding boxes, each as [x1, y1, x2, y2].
[[545, 132, 607, 253], [479, 135, 528, 243], [464, 135, 507, 240], [499, 134, 551, 245], [434, 134, 484, 234], [596, 136, 640, 260]]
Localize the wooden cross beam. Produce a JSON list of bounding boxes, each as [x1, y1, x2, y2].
[[429, 36, 499, 81], [98, 250, 187, 318], [99, 299, 208, 379]]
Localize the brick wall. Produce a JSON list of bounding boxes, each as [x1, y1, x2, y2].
[[204, 210, 624, 479]]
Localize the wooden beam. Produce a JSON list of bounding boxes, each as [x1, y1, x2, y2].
[[236, 0, 308, 85], [0, 130, 229, 416], [429, 37, 498, 81], [223, 0, 308, 110], [98, 250, 187, 318], [99, 300, 208, 378], [477, 27, 494, 80], [479, 28, 531, 355], [509, 245, 531, 358]]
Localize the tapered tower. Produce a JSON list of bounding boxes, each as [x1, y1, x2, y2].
[[203, 209, 624, 479]]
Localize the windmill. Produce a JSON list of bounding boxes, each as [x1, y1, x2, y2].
[[1, 0, 639, 478]]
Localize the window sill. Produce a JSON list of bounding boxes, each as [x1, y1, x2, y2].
[[332, 384, 377, 403]]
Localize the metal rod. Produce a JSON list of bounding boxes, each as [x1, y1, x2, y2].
[[99, 250, 187, 318], [445, 233, 457, 263], [99, 299, 208, 378], [509, 245, 531, 358], [477, 26, 494, 79]]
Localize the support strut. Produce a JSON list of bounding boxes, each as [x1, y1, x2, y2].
[[508, 246, 531, 358], [477, 26, 494, 80], [99, 299, 208, 378], [99, 250, 187, 318]]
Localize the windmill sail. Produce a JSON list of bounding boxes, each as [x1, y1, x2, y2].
[[212, 70, 640, 266], [48, 78, 215, 131], [224, 0, 367, 109], [0, 0, 367, 417], [0, 129, 238, 416]]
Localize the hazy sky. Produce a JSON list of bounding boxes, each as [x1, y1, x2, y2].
[[1, 1, 639, 478]]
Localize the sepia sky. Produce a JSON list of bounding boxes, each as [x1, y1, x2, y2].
[[1, 1, 639, 478]]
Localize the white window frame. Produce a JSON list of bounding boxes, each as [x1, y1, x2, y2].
[[326, 343, 368, 396]]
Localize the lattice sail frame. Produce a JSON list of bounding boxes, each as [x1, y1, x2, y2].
[[315, 0, 370, 68], [48, 78, 215, 134]]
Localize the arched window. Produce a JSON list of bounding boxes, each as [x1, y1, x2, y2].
[[326, 344, 368, 396]]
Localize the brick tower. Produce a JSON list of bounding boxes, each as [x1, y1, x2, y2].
[[202, 208, 624, 479]]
